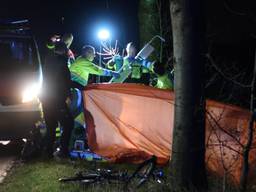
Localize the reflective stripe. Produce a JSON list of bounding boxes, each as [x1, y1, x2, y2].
[[56, 126, 61, 137], [0, 101, 41, 112], [71, 72, 87, 86], [75, 112, 85, 127]]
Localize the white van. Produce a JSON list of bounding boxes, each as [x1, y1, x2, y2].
[[0, 20, 43, 140]]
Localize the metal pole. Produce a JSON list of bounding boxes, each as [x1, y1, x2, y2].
[[97, 43, 102, 83]]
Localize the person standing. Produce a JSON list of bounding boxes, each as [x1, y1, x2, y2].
[[41, 42, 74, 158]]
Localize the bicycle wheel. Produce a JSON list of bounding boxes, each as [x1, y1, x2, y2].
[[126, 155, 157, 189], [105, 170, 128, 184], [59, 172, 99, 184]]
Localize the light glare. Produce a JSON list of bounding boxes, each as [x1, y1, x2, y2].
[[97, 29, 110, 40], [0, 141, 10, 145], [22, 83, 41, 103]]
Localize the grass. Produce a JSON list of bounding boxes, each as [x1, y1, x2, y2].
[[0, 159, 81, 192], [0, 158, 169, 192], [0, 157, 249, 192]]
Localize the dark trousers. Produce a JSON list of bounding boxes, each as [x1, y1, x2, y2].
[[42, 99, 74, 155]]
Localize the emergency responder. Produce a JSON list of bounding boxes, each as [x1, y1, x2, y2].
[[41, 41, 74, 158], [151, 63, 174, 90], [107, 42, 153, 84], [46, 34, 76, 149], [70, 45, 120, 87]]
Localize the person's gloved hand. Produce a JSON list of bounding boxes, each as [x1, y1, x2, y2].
[[110, 71, 120, 79], [103, 70, 120, 78], [113, 55, 123, 63]]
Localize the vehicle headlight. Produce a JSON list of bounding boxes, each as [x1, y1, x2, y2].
[[22, 83, 41, 103]]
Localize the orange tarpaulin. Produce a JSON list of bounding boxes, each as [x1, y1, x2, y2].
[[83, 83, 256, 184]]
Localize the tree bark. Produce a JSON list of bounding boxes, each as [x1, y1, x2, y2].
[[170, 0, 207, 191]]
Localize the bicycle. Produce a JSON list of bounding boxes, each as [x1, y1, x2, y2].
[[59, 155, 165, 190], [59, 168, 127, 184]]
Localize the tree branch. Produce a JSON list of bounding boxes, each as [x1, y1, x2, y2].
[[206, 53, 251, 88]]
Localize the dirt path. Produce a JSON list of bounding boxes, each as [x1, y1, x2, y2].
[[0, 141, 22, 183], [0, 156, 15, 183]]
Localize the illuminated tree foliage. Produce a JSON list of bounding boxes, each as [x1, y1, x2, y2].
[[138, 0, 172, 64]]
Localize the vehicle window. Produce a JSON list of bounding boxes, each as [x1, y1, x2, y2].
[[0, 37, 38, 72]]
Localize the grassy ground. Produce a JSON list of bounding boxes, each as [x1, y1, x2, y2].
[[1, 157, 252, 192], [0, 158, 170, 192]]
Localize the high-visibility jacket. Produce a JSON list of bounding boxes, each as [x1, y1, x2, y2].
[[69, 56, 113, 86], [155, 73, 173, 90], [124, 57, 152, 79], [108, 56, 153, 79]]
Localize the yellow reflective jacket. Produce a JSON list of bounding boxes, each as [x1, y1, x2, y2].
[[69, 56, 109, 86]]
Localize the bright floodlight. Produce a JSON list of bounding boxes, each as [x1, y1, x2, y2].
[[97, 29, 110, 40]]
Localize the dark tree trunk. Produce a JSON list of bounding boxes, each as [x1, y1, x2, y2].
[[157, 0, 173, 64], [170, 0, 207, 191]]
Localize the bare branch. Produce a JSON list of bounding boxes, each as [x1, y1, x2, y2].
[[206, 110, 244, 147], [206, 53, 251, 88], [223, 0, 247, 16]]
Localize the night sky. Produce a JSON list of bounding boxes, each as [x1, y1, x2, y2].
[[0, 0, 139, 55], [1, 1, 256, 55], [1, 1, 256, 81]]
